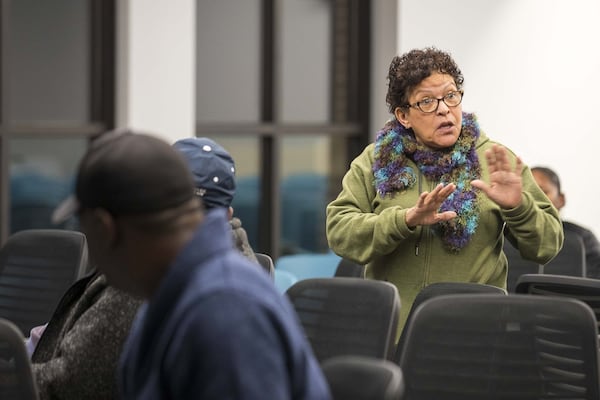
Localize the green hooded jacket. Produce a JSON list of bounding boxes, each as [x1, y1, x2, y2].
[[326, 130, 563, 337]]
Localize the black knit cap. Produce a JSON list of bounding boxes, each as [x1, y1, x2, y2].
[[52, 129, 196, 223]]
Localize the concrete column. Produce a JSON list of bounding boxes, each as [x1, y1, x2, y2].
[[116, 0, 196, 143]]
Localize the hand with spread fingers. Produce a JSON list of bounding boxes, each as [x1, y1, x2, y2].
[[405, 183, 457, 228], [471, 144, 523, 209]]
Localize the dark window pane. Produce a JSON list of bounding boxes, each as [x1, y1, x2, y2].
[[215, 136, 261, 250], [10, 137, 86, 233], [196, 0, 261, 123], [279, 135, 332, 254], [279, 0, 331, 123], [8, 0, 90, 123]]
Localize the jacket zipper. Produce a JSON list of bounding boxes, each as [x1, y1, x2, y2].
[[415, 172, 425, 256]]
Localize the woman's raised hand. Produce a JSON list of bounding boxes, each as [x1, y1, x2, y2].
[[471, 144, 523, 209]]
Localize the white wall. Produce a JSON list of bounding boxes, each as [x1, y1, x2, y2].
[[116, 0, 196, 143], [398, 0, 600, 235]]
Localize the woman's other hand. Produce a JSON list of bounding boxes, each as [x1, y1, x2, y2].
[[471, 144, 523, 209], [405, 183, 457, 228]]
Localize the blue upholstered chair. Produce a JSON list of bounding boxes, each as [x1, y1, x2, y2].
[[275, 251, 341, 281], [273, 270, 299, 293]]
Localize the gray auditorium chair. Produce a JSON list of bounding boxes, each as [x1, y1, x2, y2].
[[515, 273, 600, 334], [0, 317, 39, 399], [397, 293, 600, 400], [0, 229, 88, 335], [394, 281, 506, 364], [286, 277, 400, 362], [254, 252, 275, 279], [334, 258, 364, 278], [505, 230, 586, 292], [541, 230, 586, 276], [322, 355, 404, 400]]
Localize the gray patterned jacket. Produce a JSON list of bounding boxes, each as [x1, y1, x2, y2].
[[32, 273, 142, 400]]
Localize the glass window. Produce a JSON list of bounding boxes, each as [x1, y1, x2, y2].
[[218, 136, 261, 250], [8, 0, 90, 123], [194, 0, 363, 259], [278, 0, 331, 123], [9, 137, 87, 233], [279, 135, 332, 254], [196, 0, 261, 123]]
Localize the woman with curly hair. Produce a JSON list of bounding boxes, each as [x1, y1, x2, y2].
[[326, 47, 563, 336]]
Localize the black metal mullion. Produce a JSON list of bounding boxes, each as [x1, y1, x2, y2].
[[0, 0, 9, 246], [90, 0, 116, 137], [260, 0, 280, 259], [0, 133, 7, 246], [196, 122, 361, 136], [349, 0, 371, 157]]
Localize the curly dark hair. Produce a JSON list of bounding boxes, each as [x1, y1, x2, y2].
[[386, 47, 464, 113]]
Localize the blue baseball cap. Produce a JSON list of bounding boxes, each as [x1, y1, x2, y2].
[[173, 137, 236, 209]]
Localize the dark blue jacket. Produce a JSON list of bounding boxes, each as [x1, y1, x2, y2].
[[119, 208, 330, 399]]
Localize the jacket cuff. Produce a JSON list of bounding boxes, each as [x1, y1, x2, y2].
[[501, 191, 534, 221], [395, 207, 417, 238]]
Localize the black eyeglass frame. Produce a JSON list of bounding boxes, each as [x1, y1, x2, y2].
[[405, 90, 464, 113]]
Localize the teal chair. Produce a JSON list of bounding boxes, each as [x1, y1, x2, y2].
[[275, 252, 341, 281]]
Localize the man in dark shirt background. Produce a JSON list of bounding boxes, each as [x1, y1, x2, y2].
[[532, 166, 600, 279]]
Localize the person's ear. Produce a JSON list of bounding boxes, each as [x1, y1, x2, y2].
[[556, 192, 566, 211], [394, 107, 411, 129], [90, 208, 119, 248]]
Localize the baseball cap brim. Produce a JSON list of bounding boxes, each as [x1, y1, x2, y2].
[[51, 195, 79, 225]]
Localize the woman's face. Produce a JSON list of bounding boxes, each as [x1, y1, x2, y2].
[[394, 73, 462, 149]]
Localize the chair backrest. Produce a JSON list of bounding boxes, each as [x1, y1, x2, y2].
[[541, 230, 587, 276], [0, 318, 39, 399], [275, 252, 341, 280], [254, 252, 275, 279], [505, 230, 587, 292], [397, 293, 600, 400], [0, 229, 89, 335], [334, 258, 364, 278], [285, 277, 400, 363], [321, 355, 404, 400], [515, 273, 600, 333], [504, 240, 542, 293], [394, 281, 506, 363]]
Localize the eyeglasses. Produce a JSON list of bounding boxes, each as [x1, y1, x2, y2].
[[407, 90, 464, 113]]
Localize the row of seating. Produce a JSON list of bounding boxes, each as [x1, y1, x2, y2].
[[285, 275, 600, 399], [266, 244, 600, 398], [398, 291, 599, 399], [3, 272, 599, 400], [2, 229, 599, 399], [0, 230, 386, 399], [0, 308, 405, 400]]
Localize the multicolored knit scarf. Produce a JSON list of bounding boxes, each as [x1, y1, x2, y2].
[[373, 112, 482, 252]]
